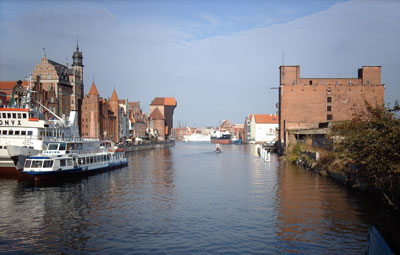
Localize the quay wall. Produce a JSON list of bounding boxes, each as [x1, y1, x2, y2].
[[120, 140, 175, 153]]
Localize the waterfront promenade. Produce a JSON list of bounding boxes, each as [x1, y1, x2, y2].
[[0, 142, 392, 254]]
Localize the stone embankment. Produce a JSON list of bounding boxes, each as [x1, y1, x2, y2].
[[119, 140, 175, 153], [294, 150, 349, 183]]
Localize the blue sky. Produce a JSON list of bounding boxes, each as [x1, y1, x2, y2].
[[1, 0, 399, 127]]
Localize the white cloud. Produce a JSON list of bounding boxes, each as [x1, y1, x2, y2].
[[0, 0, 399, 127]]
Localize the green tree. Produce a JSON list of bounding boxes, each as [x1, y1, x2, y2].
[[330, 101, 400, 211]]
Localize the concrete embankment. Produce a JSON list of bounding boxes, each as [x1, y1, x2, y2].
[[120, 140, 175, 153]]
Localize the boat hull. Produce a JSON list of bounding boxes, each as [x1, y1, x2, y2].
[[210, 138, 231, 144], [23, 160, 128, 182]]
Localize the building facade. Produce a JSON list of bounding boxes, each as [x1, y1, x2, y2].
[[80, 82, 117, 141], [279, 65, 384, 149], [149, 97, 177, 139], [31, 46, 84, 122]]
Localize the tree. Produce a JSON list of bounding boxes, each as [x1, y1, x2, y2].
[[330, 101, 400, 211]]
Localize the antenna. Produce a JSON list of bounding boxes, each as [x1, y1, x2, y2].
[[282, 49, 285, 75], [43, 48, 46, 58]]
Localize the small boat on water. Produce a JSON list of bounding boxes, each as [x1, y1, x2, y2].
[[215, 144, 222, 153], [22, 140, 128, 181]]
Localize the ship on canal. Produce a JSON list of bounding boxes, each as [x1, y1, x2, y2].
[[0, 80, 81, 177], [22, 140, 128, 181], [210, 134, 232, 144]]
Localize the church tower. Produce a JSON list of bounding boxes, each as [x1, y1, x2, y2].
[[110, 89, 120, 143], [71, 39, 84, 135]]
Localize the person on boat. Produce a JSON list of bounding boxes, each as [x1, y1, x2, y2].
[[215, 144, 221, 152]]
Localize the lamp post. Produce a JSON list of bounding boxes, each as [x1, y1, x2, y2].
[[270, 86, 282, 155]]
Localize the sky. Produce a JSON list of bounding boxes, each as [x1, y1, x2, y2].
[[0, 0, 399, 127]]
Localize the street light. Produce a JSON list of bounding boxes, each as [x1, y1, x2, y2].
[[270, 86, 281, 155]]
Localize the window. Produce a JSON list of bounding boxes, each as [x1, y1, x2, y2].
[[28, 131, 33, 135], [327, 114, 333, 121], [327, 106, 332, 112], [43, 160, 53, 168], [31, 160, 43, 168], [9, 130, 13, 135], [327, 97, 332, 103], [367, 80, 370, 85], [59, 143, 66, 151], [24, 160, 32, 168], [15, 130, 20, 135], [7, 113, 11, 118], [21, 131, 26, 135], [60, 159, 66, 167], [327, 87, 331, 93], [2, 130, 7, 135], [18, 113, 21, 119], [2, 113, 6, 118], [48, 74, 51, 79], [348, 81, 352, 85], [336, 81, 339, 85], [309, 80, 312, 85], [322, 80, 326, 85], [23, 113, 27, 119], [12, 113, 16, 118], [292, 80, 295, 85]]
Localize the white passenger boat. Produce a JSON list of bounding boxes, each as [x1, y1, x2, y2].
[[22, 140, 128, 181], [183, 133, 211, 142], [0, 80, 80, 177]]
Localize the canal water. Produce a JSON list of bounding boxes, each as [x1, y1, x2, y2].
[[0, 143, 381, 254]]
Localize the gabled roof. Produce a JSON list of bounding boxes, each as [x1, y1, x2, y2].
[[110, 89, 118, 101], [150, 97, 177, 106], [88, 82, 99, 96], [220, 120, 232, 128], [254, 114, 278, 124], [149, 108, 165, 119], [129, 102, 139, 109]]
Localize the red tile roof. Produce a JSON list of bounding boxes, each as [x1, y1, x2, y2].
[[110, 89, 118, 101], [129, 102, 139, 109], [88, 82, 99, 96], [149, 108, 165, 119], [150, 97, 177, 106], [0, 81, 29, 95], [254, 114, 278, 124]]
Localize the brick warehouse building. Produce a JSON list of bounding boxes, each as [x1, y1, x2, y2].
[[279, 65, 384, 149], [149, 97, 177, 139]]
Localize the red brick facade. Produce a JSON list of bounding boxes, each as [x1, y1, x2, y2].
[[81, 82, 117, 141], [279, 65, 384, 148], [149, 97, 177, 139]]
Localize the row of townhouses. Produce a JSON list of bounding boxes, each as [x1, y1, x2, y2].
[[0, 45, 177, 143]]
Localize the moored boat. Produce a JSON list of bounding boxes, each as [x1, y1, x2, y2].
[[22, 140, 128, 181], [0, 80, 80, 177], [210, 134, 231, 144]]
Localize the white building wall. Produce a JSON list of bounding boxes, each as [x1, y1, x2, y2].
[[255, 123, 278, 143], [249, 115, 256, 142]]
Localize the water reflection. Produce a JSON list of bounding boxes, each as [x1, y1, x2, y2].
[[276, 163, 368, 254], [0, 143, 387, 254]]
